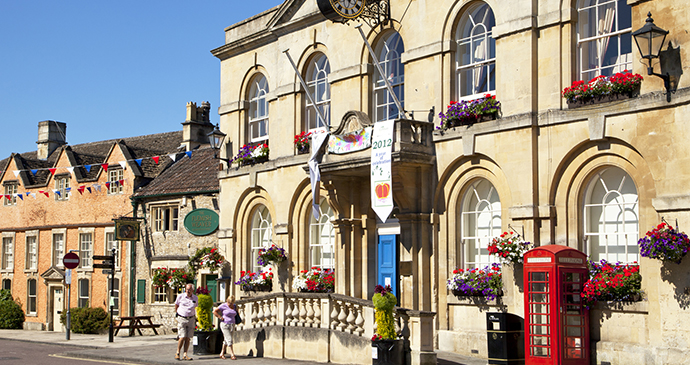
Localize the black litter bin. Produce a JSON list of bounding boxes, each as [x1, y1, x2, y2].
[[486, 312, 524, 365]]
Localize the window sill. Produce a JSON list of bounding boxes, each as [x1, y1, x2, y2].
[[26, 313, 37, 317], [0, 269, 14, 274], [23, 269, 38, 274], [76, 268, 94, 273]]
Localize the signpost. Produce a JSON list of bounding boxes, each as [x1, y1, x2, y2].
[[62, 252, 80, 340], [94, 251, 116, 342]]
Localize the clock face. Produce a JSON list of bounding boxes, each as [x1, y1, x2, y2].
[[330, 0, 366, 19]]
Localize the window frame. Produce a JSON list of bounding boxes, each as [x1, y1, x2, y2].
[[153, 285, 169, 303], [79, 232, 93, 269], [105, 230, 120, 270], [304, 53, 331, 131], [107, 168, 124, 195], [373, 31, 405, 122], [54, 175, 71, 201], [78, 278, 90, 308], [3, 182, 17, 206], [27, 278, 37, 315], [52, 231, 65, 267], [1, 278, 10, 291], [250, 206, 273, 273], [25, 234, 38, 271], [459, 179, 502, 269], [576, 0, 633, 81], [1, 236, 14, 270], [108, 277, 120, 316], [455, 2, 497, 101], [309, 200, 336, 270], [248, 75, 269, 143], [152, 204, 180, 232]]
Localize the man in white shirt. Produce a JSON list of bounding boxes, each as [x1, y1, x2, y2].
[[174, 283, 198, 361]]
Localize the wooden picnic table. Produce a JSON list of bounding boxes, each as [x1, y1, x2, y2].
[[113, 315, 161, 336]]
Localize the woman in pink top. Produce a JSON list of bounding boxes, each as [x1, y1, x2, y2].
[[213, 295, 238, 360]]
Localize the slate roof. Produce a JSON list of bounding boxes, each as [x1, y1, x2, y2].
[[132, 147, 219, 198], [0, 131, 184, 188]]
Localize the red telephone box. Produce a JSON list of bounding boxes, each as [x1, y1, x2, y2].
[[523, 245, 589, 365]]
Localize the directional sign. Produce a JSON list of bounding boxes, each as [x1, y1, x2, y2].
[[93, 263, 114, 269], [92, 255, 113, 261], [63, 252, 80, 269]]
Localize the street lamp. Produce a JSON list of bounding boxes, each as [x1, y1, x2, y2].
[[207, 124, 230, 163], [632, 12, 673, 102]]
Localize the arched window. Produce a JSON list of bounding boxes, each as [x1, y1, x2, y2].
[[583, 167, 639, 263], [373, 31, 404, 122], [577, 0, 632, 81], [251, 206, 272, 272], [456, 2, 496, 99], [248, 75, 269, 143], [460, 179, 502, 268], [310, 200, 335, 269], [305, 54, 331, 131]]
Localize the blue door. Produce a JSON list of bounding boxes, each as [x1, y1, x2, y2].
[[377, 234, 397, 297]]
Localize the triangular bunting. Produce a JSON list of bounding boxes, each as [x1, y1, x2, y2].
[[16, 194, 23, 201], [85, 165, 92, 172], [105, 182, 111, 188], [39, 191, 49, 197], [135, 159, 143, 166], [54, 190, 61, 197], [168, 153, 177, 162], [152, 156, 160, 164], [31, 169, 38, 175], [66, 167, 75, 176], [78, 186, 85, 195], [186, 151, 192, 159], [49, 168, 57, 175], [86, 187, 92, 194], [119, 179, 124, 186], [29, 193, 36, 199], [13, 170, 20, 177], [119, 161, 127, 169], [101, 164, 109, 172], [65, 187, 71, 192], [93, 184, 101, 192], [4, 195, 10, 200]]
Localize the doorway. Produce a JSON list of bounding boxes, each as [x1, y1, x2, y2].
[[51, 287, 64, 331]]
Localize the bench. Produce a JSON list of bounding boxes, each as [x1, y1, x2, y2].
[[113, 316, 161, 336]]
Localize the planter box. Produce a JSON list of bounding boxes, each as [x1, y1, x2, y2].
[[296, 145, 310, 155], [372, 339, 403, 365], [193, 330, 220, 355], [566, 88, 640, 109]]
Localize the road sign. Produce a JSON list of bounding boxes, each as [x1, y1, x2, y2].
[[93, 263, 114, 269], [92, 255, 113, 261], [102, 270, 113, 275], [63, 252, 80, 269]]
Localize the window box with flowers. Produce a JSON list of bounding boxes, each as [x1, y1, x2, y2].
[[637, 222, 690, 264], [437, 94, 501, 131], [488, 231, 533, 265], [235, 270, 273, 292], [292, 267, 335, 293], [232, 143, 269, 166], [294, 131, 311, 155], [447, 263, 503, 300], [152, 267, 193, 290], [581, 260, 642, 309], [562, 71, 643, 109]]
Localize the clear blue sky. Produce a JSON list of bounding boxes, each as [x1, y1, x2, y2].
[[0, 0, 283, 158]]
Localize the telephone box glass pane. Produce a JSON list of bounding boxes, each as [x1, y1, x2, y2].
[[527, 270, 551, 358], [530, 282, 547, 292], [530, 336, 550, 345], [531, 346, 550, 357], [531, 325, 550, 335], [562, 270, 586, 360]]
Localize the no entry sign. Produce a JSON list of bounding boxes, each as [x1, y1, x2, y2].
[[63, 252, 80, 269]]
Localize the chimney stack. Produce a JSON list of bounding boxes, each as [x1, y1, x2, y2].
[[37, 121, 67, 160], [182, 101, 214, 152]]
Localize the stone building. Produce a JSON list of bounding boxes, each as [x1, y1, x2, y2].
[[0, 101, 213, 332], [209, 0, 690, 363]]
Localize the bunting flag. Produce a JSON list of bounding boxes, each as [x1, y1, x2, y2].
[[16, 194, 23, 201], [66, 167, 75, 176], [39, 191, 49, 197], [78, 186, 85, 195], [186, 151, 192, 159], [13, 170, 20, 177], [31, 169, 38, 175], [54, 190, 61, 197], [87, 187, 92, 194], [101, 164, 109, 172], [4, 195, 9, 200], [85, 165, 92, 173], [135, 159, 143, 166], [93, 184, 101, 192], [119, 161, 127, 169], [65, 187, 71, 193], [168, 153, 177, 162], [49, 168, 57, 175], [152, 156, 160, 164], [119, 179, 124, 186], [105, 182, 110, 188], [30, 193, 36, 199]]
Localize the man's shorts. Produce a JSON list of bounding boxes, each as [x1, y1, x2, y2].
[[176, 316, 196, 339]]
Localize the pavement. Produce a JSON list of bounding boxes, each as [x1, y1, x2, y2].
[[0, 329, 488, 365]]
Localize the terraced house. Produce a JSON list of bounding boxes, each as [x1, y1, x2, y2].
[[209, 0, 690, 364]]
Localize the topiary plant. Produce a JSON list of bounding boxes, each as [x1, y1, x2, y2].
[[0, 290, 25, 329], [372, 285, 397, 340], [59, 307, 110, 334], [195, 287, 214, 331]]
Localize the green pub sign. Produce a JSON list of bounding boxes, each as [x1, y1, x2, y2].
[[184, 208, 219, 236]]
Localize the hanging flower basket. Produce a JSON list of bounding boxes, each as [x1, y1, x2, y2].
[[581, 260, 642, 309], [294, 131, 311, 155], [447, 263, 503, 300], [257, 244, 287, 267], [637, 222, 690, 264], [487, 231, 533, 265]]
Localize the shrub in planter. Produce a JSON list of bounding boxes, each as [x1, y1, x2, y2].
[[0, 290, 25, 329], [372, 285, 397, 340], [59, 307, 110, 334], [195, 287, 214, 331]]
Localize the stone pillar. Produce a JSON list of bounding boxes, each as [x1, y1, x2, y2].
[[408, 310, 437, 365]]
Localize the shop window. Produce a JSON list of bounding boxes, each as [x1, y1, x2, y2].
[[583, 167, 639, 263], [577, 0, 632, 81], [310, 200, 335, 269], [459, 179, 502, 269], [251, 205, 272, 272], [248, 74, 269, 143], [373, 31, 404, 122], [455, 1, 496, 99], [304, 53, 331, 131]]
